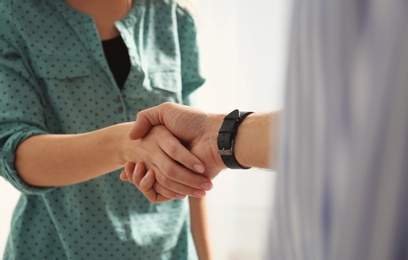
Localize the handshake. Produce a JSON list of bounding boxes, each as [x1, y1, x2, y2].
[[119, 102, 275, 203]]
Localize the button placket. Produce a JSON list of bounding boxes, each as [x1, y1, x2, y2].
[[113, 95, 125, 114]]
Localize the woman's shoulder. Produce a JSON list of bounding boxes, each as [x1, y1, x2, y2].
[[0, 0, 48, 27], [141, 0, 194, 12], [0, 0, 13, 21], [0, 0, 55, 45], [0, 0, 42, 13], [140, 0, 197, 24], [0, 0, 16, 41]]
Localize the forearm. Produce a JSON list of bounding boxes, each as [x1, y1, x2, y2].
[[15, 123, 131, 187], [189, 197, 213, 260], [209, 111, 278, 170], [234, 111, 277, 169]]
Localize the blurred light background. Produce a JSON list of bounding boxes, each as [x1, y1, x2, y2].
[[0, 0, 291, 259], [194, 1, 291, 259]]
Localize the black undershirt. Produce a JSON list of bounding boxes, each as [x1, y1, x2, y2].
[[102, 36, 131, 89]]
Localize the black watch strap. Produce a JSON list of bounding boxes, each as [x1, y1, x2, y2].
[[217, 109, 253, 169]]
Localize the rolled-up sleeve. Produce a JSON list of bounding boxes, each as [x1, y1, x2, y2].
[[0, 35, 51, 194], [176, 5, 206, 102]]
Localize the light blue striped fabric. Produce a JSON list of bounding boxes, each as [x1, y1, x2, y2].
[[268, 0, 408, 259]]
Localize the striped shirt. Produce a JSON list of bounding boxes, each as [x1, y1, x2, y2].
[[268, 0, 408, 259]]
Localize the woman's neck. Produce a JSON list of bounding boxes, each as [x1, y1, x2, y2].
[[65, 0, 133, 40]]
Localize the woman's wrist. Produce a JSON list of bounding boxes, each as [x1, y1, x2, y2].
[[115, 122, 136, 165]]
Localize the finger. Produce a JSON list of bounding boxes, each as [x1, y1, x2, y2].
[[129, 105, 166, 140], [125, 161, 135, 182], [125, 161, 136, 173], [127, 166, 173, 203], [156, 160, 213, 191], [153, 181, 188, 200], [140, 170, 174, 203], [154, 168, 207, 198], [131, 162, 146, 188], [138, 126, 212, 191], [139, 167, 156, 191], [119, 169, 128, 181], [135, 168, 203, 201], [120, 162, 135, 181], [159, 131, 205, 174], [149, 126, 211, 189]]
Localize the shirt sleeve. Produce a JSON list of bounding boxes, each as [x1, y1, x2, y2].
[[176, 5, 206, 101], [0, 33, 52, 195]]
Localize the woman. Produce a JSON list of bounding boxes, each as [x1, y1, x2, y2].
[[0, 0, 212, 259]]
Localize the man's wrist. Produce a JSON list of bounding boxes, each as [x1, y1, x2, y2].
[[233, 113, 254, 168], [209, 113, 227, 171], [217, 110, 253, 169], [234, 112, 275, 169]]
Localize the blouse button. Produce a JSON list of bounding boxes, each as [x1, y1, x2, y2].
[[117, 107, 124, 113]]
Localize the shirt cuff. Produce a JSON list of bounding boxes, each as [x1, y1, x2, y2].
[[0, 128, 54, 195]]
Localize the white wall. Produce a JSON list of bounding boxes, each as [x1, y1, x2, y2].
[[194, 0, 291, 259], [0, 179, 20, 254], [0, 0, 291, 258]]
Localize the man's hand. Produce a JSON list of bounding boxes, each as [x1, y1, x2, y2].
[[129, 102, 227, 178], [124, 103, 227, 202]]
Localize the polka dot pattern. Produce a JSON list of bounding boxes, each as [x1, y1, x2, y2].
[[0, 0, 204, 259]]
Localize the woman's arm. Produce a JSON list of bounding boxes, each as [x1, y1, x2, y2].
[[189, 197, 213, 260], [16, 123, 129, 186], [15, 123, 211, 198]]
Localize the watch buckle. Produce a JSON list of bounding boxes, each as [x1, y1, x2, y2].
[[218, 140, 234, 156]]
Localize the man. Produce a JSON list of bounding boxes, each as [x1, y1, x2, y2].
[[123, 0, 408, 259]]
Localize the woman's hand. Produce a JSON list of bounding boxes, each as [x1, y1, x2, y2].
[[120, 162, 173, 203], [120, 162, 179, 203], [121, 125, 213, 201]]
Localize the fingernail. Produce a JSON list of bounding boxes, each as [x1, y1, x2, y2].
[[194, 190, 206, 197], [201, 182, 213, 191], [134, 164, 139, 174], [194, 164, 205, 173], [176, 194, 186, 200]]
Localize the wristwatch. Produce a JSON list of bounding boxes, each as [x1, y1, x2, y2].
[[217, 109, 253, 169]]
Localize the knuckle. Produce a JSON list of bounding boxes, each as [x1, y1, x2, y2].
[[160, 165, 171, 177], [153, 182, 160, 191], [166, 143, 179, 158], [157, 173, 170, 187], [140, 180, 152, 191], [163, 102, 172, 109], [139, 183, 148, 192], [154, 183, 177, 200], [155, 174, 167, 186], [163, 166, 176, 180]]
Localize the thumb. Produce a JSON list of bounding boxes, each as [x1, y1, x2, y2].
[[128, 106, 165, 140]]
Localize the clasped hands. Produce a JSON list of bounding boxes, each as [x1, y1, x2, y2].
[[120, 102, 227, 203]]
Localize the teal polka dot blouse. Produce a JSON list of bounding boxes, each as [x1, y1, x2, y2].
[[0, 0, 205, 259]]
